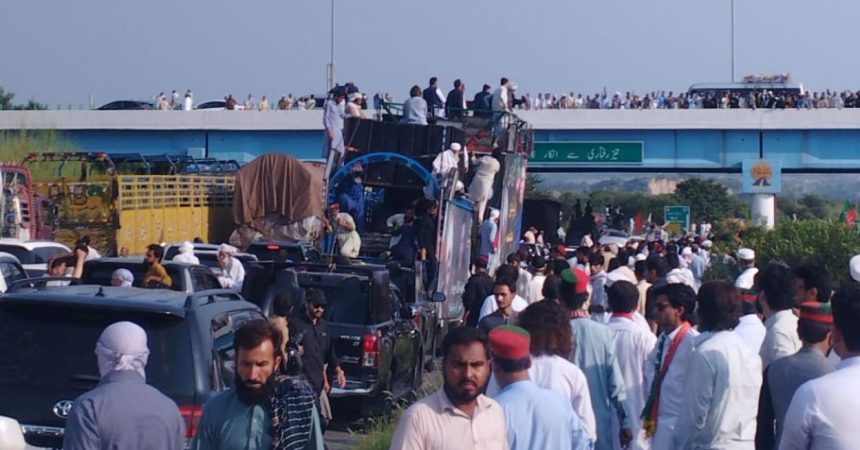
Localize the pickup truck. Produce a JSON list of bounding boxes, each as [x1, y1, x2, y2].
[[269, 265, 427, 420], [80, 257, 222, 293]]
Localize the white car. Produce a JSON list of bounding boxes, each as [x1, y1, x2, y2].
[[194, 100, 246, 111], [0, 239, 71, 278], [0, 252, 27, 293], [163, 243, 258, 275]]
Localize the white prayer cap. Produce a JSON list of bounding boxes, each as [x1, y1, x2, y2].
[[580, 235, 594, 248], [681, 247, 693, 256], [95, 321, 149, 380], [218, 243, 238, 256], [489, 208, 501, 220], [111, 268, 134, 287], [738, 248, 755, 261], [634, 253, 647, 262], [179, 241, 194, 254], [701, 240, 713, 248], [449, 143, 462, 152], [850, 255, 860, 282]]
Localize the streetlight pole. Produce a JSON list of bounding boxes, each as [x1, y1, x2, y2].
[[327, 0, 335, 92], [730, 0, 735, 82]]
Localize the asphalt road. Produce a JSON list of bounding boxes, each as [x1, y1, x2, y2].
[[324, 362, 442, 450]]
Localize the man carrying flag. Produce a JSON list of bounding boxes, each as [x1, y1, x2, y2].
[[642, 283, 700, 450]]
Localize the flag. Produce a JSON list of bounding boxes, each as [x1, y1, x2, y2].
[[840, 201, 858, 227], [634, 210, 644, 233]]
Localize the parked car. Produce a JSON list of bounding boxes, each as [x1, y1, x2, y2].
[[245, 240, 320, 264], [80, 257, 222, 293], [0, 252, 27, 293], [0, 239, 71, 277], [194, 100, 246, 111], [0, 284, 263, 448], [96, 100, 153, 110]]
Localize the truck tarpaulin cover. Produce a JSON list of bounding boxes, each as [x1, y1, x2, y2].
[[232, 153, 323, 229]]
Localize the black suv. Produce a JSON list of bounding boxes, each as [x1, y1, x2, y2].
[[0, 284, 264, 448], [81, 257, 222, 293], [245, 240, 321, 264]]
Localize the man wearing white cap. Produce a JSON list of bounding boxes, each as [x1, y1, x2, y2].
[[735, 248, 758, 290], [849, 254, 860, 283], [172, 241, 200, 265], [217, 244, 246, 291], [64, 322, 185, 450], [110, 268, 134, 287], [432, 142, 468, 190]]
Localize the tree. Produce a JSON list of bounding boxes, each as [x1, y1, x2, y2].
[[0, 87, 47, 110], [674, 178, 745, 222], [525, 173, 552, 200]]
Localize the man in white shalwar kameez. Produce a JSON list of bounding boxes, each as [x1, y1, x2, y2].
[[606, 281, 657, 450], [217, 244, 246, 292]]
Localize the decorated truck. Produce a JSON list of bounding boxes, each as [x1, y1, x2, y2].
[[21, 152, 236, 255]]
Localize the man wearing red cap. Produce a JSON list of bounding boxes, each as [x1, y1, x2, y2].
[[489, 326, 592, 450], [756, 300, 836, 449], [390, 327, 506, 450], [780, 283, 860, 450], [560, 267, 633, 450]]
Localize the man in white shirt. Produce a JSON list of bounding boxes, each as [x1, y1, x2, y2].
[[758, 264, 801, 368], [478, 264, 529, 320], [431, 143, 467, 190], [216, 244, 246, 292], [779, 283, 860, 450], [487, 300, 596, 441], [183, 90, 193, 111], [643, 283, 700, 450], [735, 248, 758, 290], [491, 77, 511, 113], [525, 256, 547, 304], [672, 280, 762, 449], [606, 281, 657, 450], [734, 247, 766, 353]]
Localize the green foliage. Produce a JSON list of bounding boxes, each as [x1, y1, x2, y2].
[[777, 194, 843, 221], [0, 129, 74, 165], [0, 87, 47, 110], [738, 221, 860, 285], [674, 178, 746, 222], [525, 173, 552, 200]]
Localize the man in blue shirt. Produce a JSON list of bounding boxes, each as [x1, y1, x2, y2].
[[490, 325, 593, 450]]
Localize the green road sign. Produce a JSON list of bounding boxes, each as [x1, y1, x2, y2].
[[530, 141, 644, 165], [664, 206, 691, 234]]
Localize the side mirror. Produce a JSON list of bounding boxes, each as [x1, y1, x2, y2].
[[431, 292, 446, 303], [0, 416, 26, 450]]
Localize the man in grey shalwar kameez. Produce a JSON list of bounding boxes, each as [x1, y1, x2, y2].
[[64, 321, 185, 450]]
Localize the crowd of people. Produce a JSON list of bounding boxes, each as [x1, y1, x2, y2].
[[152, 90, 326, 111], [391, 226, 860, 449]]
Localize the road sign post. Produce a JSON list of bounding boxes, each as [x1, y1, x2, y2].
[[529, 141, 644, 166], [664, 206, 691, 236]]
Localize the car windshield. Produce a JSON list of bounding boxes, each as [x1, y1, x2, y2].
[[0, 303, 194, 398], [319, 277, 369, 325], [0, 246, 67, 265]]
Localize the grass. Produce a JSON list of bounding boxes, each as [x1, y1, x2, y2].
[[0, 129, 75, 165], [352, 370, 442, 450]]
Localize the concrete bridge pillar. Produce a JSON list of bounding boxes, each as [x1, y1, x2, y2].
[[751, 194, 775, 229]]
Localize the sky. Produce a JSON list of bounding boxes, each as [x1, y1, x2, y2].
[[4, 0, 860, 107]]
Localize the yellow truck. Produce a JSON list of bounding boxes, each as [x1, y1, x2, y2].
[[25, 152, 236, 255]]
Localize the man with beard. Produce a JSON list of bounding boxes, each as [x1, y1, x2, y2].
[[143, 243, 172, 288], [289, 288, 346, 425], [192, 320, 323, 449], [390, 327, 507, 449]]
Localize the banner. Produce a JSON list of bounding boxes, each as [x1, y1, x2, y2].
[[742, 159, 781, 194], [436, 198, 473, 320]]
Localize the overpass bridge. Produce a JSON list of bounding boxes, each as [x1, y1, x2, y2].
[[3, 109, 860, 174]]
